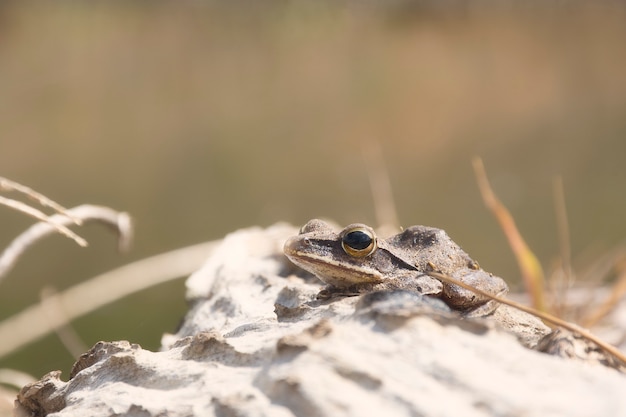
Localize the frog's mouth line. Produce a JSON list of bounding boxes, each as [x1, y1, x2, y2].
[[284, 249, 382, 284]]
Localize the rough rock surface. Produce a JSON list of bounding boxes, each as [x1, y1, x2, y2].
[[15, 223, 626, 416]]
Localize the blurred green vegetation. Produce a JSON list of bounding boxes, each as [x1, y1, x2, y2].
[[1, 1, 626, 379]]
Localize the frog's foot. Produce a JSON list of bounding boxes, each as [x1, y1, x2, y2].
[[316, 285, 362, 300]]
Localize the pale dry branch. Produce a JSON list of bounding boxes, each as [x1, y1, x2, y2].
[[0, 240, 218, 360], [0, 205, 133, 285], [0, 369, 36, 390]]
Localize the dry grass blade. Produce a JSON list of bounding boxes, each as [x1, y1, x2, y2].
[[427, 270, 626, 368], [472, 157, 546, 312], [0, 195, 87, 247], [0, 205, 133, 284]]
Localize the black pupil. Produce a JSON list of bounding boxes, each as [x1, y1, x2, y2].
[[343, 231, 372, 250]]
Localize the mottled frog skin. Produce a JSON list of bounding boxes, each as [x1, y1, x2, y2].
[[284, 219, 508, 316]]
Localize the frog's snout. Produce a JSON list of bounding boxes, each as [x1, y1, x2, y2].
[[283, 236, 303, 258]]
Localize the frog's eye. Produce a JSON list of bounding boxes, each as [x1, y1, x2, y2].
[[341, 227, 377, 257]]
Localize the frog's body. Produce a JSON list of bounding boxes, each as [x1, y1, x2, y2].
[[284, 219, 508, 316]]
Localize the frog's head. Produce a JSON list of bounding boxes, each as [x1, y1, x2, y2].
[[283, 219, 387, 287]]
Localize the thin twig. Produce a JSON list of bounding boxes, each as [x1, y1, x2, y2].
[[472, 157, 546, 312], [0, 205, 133, 284], [428, 270, 626, 367]]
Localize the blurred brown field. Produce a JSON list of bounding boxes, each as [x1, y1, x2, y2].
[[1, 1, 626, 378]]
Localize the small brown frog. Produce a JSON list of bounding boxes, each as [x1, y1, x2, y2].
[[284, 219, 508, 316]]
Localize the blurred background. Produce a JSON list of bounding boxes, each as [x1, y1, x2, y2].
[[1, 1, 626, 381]]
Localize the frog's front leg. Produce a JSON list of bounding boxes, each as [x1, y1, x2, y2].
[[441, 268, 508, 317]]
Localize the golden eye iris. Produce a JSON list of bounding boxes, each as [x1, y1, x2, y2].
[[341, 226, 377, 257]]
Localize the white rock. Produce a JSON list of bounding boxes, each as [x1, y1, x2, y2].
[[16, 223, 626, 417]]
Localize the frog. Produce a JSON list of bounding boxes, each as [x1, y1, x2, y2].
[[283, 219, 508, 317]]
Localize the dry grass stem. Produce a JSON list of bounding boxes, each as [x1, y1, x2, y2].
[[553, 177, 572, 282], [0, 240, 219, 360], [0, 196, 87, 247], [362, 140, 399, 236], [0, 177, 81, 224], [0, 205, 133, 285], [428, 270, 626, 368], [551, 176, 573, 316], [472, 157, 546, 312]]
